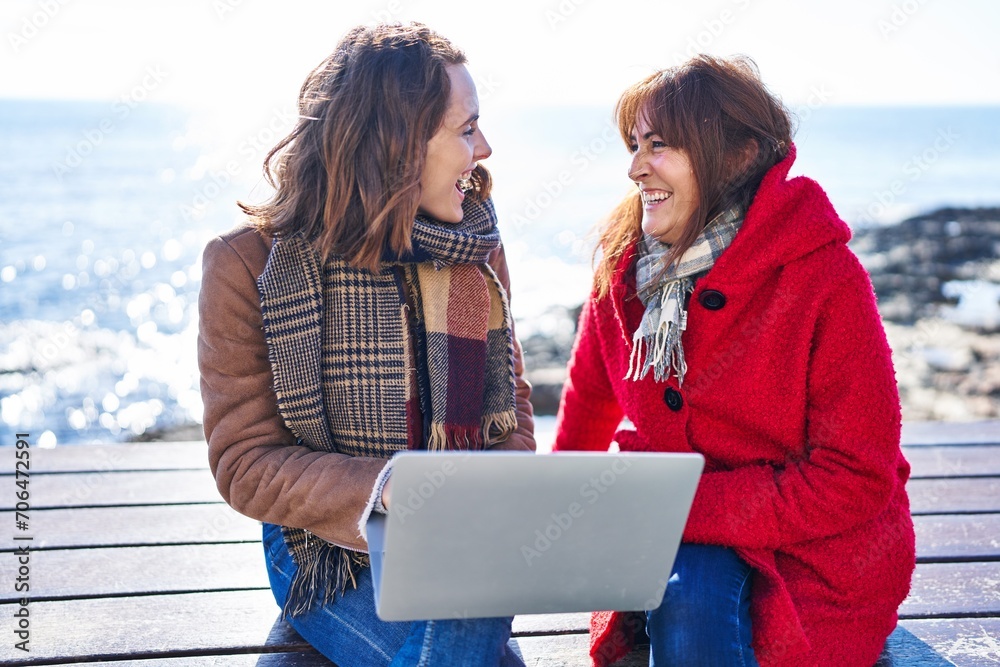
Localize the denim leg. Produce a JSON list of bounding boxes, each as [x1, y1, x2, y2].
[[646, 543, 758, 667], [263, 522, 410, 666], [263, 523, 525, 667], [390, 616, 525, 667]]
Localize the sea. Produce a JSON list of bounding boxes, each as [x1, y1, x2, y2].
[[2, 99, 999, 445]]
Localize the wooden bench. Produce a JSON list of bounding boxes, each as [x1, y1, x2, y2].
[[1, 420, 998, 666]]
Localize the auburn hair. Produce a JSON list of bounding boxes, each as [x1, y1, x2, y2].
[[594, 55, 793, 298], [241, 23, 491, 271]]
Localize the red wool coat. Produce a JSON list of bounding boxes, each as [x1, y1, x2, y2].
[[553, 147, 916, 667]]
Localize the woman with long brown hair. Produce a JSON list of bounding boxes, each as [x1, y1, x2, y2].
[[553, 56, 915, 666], [198, 23, 533, 666]]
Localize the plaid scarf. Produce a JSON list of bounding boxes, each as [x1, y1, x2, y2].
[[257, 196, 517, 616], [628, 207, 743, 385]]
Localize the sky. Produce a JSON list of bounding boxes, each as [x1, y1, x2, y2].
[[2, 0, 999, 118]]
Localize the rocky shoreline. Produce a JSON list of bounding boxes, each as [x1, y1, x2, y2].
[[137, 206, 1000, 441]]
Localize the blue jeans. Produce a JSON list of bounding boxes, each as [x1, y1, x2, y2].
[[647, 543, 758, 667], [262, 523, 525, 667]]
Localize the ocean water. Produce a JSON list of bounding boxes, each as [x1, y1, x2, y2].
[[1, 100, 999, 445]]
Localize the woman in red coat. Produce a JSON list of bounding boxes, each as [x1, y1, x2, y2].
[[553, 55, 915, 667]]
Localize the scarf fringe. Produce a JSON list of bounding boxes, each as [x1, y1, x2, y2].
[[282, 541, 368, 619], [484, 410, 518, 446], [424, 410, 518, 451], [427, 423, 474, 451], [627, 335, 645, 381], [629, 329, 689, 384], [629, 208, 742, 385]]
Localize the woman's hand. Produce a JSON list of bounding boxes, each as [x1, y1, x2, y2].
[[381, 474, 392, 511]]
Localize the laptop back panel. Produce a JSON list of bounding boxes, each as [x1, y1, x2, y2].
[[371, 451, 703, 621]]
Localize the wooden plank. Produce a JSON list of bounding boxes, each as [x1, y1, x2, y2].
[[84, 654, 333, 667], [514, 625, 986, 667], [0, 441, 208, 474], [902, 421, 1000, 447], [515, 628, 968, 667], [0, 505, 260, 551], [877, 624, 964, 667], [0, 589, 628, 667], [900, 617, 1000, 667], [3, 420, 995, 476], [514, 613, 589, 635], [512, 634, 647, 667], [0, 469, 223, 509], [0, 628, 977, 667], [908, 478, 1000, 515], [4, 530, 997, 607], [0, 564, 996, 663], [0, 590, 290, 663], [906, 445, 1000, 478], [2, 464, 996, 513], [914, 514, 1000, 561], [536, 418, 1000, 454], [900, 562, 1000, 618], [0, 543, 270, 603], [513, 562, 1000, 625], [0, 420, 994, 471], [0, 505, 1000, 596]]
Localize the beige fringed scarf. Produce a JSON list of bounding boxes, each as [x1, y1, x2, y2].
[[629, 207, 743, 385]]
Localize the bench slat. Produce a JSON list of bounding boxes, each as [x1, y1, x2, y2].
[[900, 617, 1000, 666], [901, 562, 1000, 618], [3, 508, 997, 562], [0, 590, 289, 663], [915, 514, 1000, 561], [2, 424, 996, 476], [901, 421, 1000, 447], [908, 478, 1000, 514], [0, 564, 995, 657], [905, 445, 1000, 478], [83, 654, 333, 667], [0, 543, 269, 603], [3, 470, 997, 513], [49, 624, 987, 667], [0, 441, 208, 474], [0, 588, 989, 666], [4, 535, 998, 616], [0, 469, 222, 509], [0, 505, 260, 551]]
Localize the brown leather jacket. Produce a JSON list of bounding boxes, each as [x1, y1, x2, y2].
[[198, 225, 535, 552]]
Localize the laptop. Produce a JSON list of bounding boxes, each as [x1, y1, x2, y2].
[[367, 450, 704, 621]]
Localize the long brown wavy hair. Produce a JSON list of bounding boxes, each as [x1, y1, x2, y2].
[[593, 55, 793, 298], [241, 23, 491, 271]]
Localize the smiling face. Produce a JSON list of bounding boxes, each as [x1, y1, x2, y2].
[[418, 64, 492, 223], [628, 114, 700, 244]]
